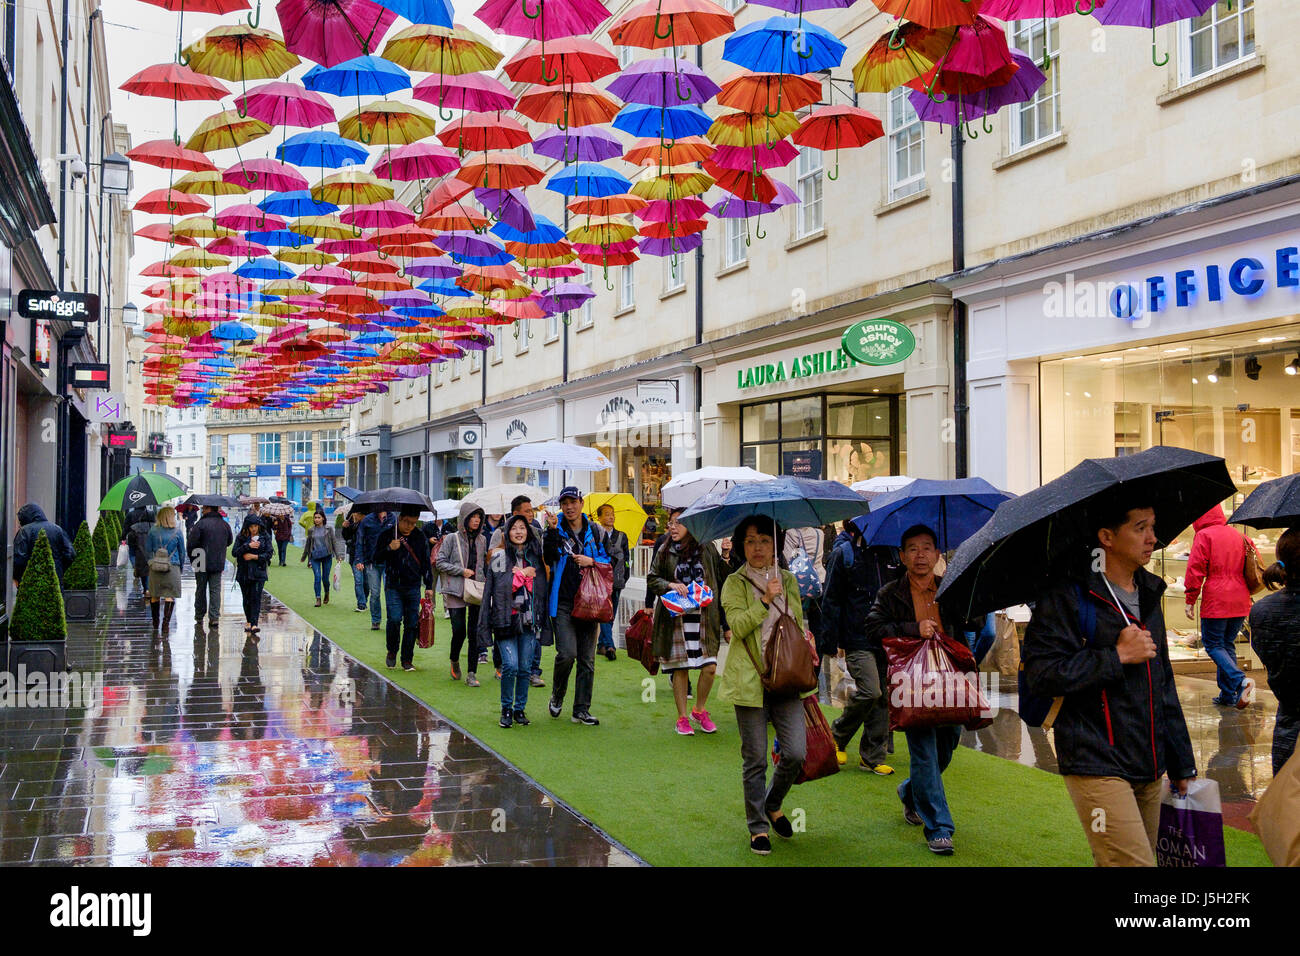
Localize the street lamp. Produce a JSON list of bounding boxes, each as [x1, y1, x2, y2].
[[121, 302, 139, 326], [101, 152, 132, 196]]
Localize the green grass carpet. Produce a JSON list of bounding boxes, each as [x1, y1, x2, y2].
[[266, 548, 1272, 867]]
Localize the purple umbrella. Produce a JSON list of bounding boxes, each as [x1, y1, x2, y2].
[[606, 57, 723, 107], [404, 256, 462, 279], [1093, 0, 1218, 65], [981, 51, 1049, 112], [531, 125, 624, 164], [381, 289, 432, 309], [639, 233, 704, 257], [539, 282, 595, 314], [709, 190, 798, 218], [474, 188, 536, 233], [435, 230, 506, 259], [748, 0, 856, 11], [907, 88, 996, 129]]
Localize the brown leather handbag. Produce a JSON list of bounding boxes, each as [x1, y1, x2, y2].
[[1243, 538, 1265, 594], [741, 575, 817, 697]]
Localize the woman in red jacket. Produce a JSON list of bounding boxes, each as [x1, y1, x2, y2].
[[1184, 505, 1256, 709]]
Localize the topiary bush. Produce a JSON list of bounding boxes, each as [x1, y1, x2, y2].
[[92, 517, 111, 565], [63, 521, 97, 591], [13, 531, 67, 642]]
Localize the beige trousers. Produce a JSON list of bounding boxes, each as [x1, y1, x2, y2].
[[1063, 775, 1164, 867]]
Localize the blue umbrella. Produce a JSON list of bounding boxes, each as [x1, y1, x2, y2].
[[678, 476, 870, 546], [371, 0, 453, 27], [612, 103, 713, 140], [851, 478, 1015, 551], [201, 356, 238, 369], [491, 214, 565, 244], [356, 330, 396, 345], [722, 16, 847, 74], [209, 322, 258, 342], [234, 257, 294, 281], [260, 190, 340, 217], [303, 55, 411, 97], [276, 131, 369, 169], [394, 305, 446, 318], [245, 229, 315, 248], [546, 162, 633, 198], [419, 280, 473, 298]]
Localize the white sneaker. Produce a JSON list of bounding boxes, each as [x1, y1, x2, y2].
[[1236, 677, 1256, 709]]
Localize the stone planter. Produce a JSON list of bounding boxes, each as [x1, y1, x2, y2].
[[6, 623, 67, 676], [63, 589, 96, 621]]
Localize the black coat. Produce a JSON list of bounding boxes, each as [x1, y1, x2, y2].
[[374, 525, 434, 591], [341, 520, 360, 564], [232, 532, 273, 583], [188, 514, 234, 574], [822, 534, 901, 653], [864, 574, 974, 652], [603, 528, 630, 589], [1023, 569, 1197, 784], [476, 541, 548, 643], [1249, 586, 1300, 719], [13, 504, 75, 582]]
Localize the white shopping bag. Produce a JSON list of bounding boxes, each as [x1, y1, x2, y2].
[[116, 542, 130, 567]]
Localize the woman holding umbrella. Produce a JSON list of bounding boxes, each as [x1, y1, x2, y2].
[[232, 515, 274, 634], [145, 506, 186, 632]]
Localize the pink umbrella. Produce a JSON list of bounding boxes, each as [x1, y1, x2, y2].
[[475, 0, 610, 40], [215, 203, 287, 232], [411, 73, 516, 116], [277, 0, 398, 68], [634, 197, 710, 222], [207, 236, 271, 257], [527, 264, 585, 279], [710, 141, 799, 171], [370, 142, 459, 181], [318, 237, 375, 255], [222, 159, 310, 193], [300, 265, 355, 284], [339, 200, 415, 228], [200, 272, 260, 293], [236, 81, 335, 128]]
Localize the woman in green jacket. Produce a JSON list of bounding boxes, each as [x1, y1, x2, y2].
[[647, 508, 731, 736], [718, 514, 807, 856]]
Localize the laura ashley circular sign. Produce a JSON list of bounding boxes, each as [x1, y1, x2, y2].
[[840, 319, 916, 366]]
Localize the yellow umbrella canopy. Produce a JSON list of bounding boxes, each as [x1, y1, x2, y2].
[[173, 215, 236, 239], [185, 109, 271, 152], [182, 25, 300, 81], [169, 248, 231, 268], [312, 170, 395, 206], [629, 165, 715, 200], [707, 110, 801, 148], [261, 279, 315, 296], [567, 217, 637, 246], [381, 23, 502, 75], [584, 493, 647, 545], [173, 169, 250, 197], [275, 247, 337, 266], [291, 214, 356, 239], [339, 101, 438, 147], [245, 313, 288, 328], [251, 301, 300, 316]]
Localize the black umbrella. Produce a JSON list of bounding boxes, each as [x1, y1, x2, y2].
[[936, 446, 1236, 618], [351, 487, 434, 515], [332, 486, 362, 501], [268, 495, 295, 506], [183, 494, 241, 508], [1228, 475, 1300, 530]]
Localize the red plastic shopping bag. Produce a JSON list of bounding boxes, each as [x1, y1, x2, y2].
[[883, 632, 992, 731], [417, 595, 436, 649]]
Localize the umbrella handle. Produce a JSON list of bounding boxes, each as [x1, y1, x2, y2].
[[982, 114, 993, 136], [247, 0, 261, 28], [654, 12, 674, 41], [826, 154, 840, 181], [1151, 32, 1169, 67], [763, 80, 784, 119], [439, 104, 455, 122], [887, 22, 907, 51], [521, 0, 543, 18], [1075, 0, 1094, 13], [964, 120, 978, 140], [541, 57, 559, 84], [675, 73, 694, 102], [754, 218, 766, 241]]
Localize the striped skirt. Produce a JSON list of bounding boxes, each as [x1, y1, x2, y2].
[[659, 612, 716, 673]]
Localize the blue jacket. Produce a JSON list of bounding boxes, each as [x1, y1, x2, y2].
[[146, 525, 186, 569], [357, 512, 395, 566], [543, 515, 608, 617]]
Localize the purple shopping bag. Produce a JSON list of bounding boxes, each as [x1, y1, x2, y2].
[[1156, 778, 1226, 868]]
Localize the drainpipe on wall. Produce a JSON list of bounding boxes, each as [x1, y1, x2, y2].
[[951, 128, 969, 480]]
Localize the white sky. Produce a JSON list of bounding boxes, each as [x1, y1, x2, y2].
[[102, 0, 521, 306]]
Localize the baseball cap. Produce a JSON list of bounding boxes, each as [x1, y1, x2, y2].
[[558, 485, 582, 502]]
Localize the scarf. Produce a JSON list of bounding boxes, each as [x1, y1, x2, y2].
[[671, 539, 705, 586], [510, 549, 534, 630], [742, 564, 787, 654]]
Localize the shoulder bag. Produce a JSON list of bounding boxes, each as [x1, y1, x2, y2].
[[740, 574, 817, 697], [1243, 537, 1265, 595]]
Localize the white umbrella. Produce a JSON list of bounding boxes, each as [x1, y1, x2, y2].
[[850, 475, 915, 500], [661, 465, 776, 509], [498, 441, 612, 473], [462, 483, 547, 515], [429, 498, 462, 520]]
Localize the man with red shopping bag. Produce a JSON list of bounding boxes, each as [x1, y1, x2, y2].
[[865, 524, 981, 856]]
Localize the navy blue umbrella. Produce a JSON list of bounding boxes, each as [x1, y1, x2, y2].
[[677, 476, 870, 545], [1228, 474, 1300, 529], [852, 478, 1014, 551]]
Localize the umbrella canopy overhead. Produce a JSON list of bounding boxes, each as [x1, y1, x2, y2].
[[1228, 475, 1300, 530], [99, 472, 190, 512], [351, 486, 434, 514], [677, 476, 869, 545], [851, 478, 1015, 551], [461, 483, 547, 515]]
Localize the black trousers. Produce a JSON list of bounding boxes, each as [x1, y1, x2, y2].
[[240, 578, 265, 625], [448, 605, 481, 673]]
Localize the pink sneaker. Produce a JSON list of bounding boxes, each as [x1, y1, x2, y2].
[[691, 709, 717, 734], [675, 716, 694, 736]]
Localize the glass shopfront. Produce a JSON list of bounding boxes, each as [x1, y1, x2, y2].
[[1041, 325, 1292, 660], [739, 393, 905, 483], [591, 440, 671, 507], [444, 451, 478, 499]]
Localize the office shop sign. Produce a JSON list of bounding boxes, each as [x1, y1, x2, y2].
[[18, 290, 100, 322], [1107, 245, 1300, 324]]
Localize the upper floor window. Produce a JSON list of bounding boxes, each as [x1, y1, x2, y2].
[[619, 264, 636, 311], [663, 252, 687, 292], [1008, 20, 1061, 150], [795, 147, 823, 237], [581, 265, 595, 326], [617, 45, 636, 69], [887, 87, 925, 201], [723, 217, 747, 268], [516, 319, 531, 353], [287, 430, 313, 462], [1182, 0, 1255, 82], [320, 429, 343, 462], [257, 432, 281, 464]]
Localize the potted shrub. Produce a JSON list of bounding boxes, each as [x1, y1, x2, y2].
[[9, 530, 67, 675], [62, 521, 97, 621], [91, 517, 112, 586]]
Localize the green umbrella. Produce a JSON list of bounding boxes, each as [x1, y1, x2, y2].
[[98, 472, 189, 512]]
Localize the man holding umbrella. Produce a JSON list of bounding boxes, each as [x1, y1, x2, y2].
[[374, 509, 435, 672]]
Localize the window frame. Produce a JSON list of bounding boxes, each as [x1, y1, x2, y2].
[[515, 319, 531, 354], [618, 263, 636, 312], [722, 216, 748, 269], [286, 430, 313, 463], [663, 251, 688, 292], [320, 429, 344, 462], [887, 87, 926, 202], [1178, 0, 1256, 85], [1007, 19, 1062, 153], [795, 146, 824, 238], [257, 432, 281, 465]]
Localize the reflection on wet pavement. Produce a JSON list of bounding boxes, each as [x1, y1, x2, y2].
[[960, 676, 1280, 831], [0, 569, 641, 867]]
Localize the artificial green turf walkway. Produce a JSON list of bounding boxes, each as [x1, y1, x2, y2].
[[267, 547, 1272, 867]]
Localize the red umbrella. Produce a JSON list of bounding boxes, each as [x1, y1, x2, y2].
[[222, 159, 309, 193], [454, 151, 544, 190], [141, 260, 202, 277], [135, 188, 210, 215], [703, 160, 778, 204], [907, 16, 1017, 99], [236, 81, 335, 127], [135, 223, 199, 247], [874, 0, 988, 29], [126, 139, 218, 172], [421, 177, 474, 214], [609, 0, 735, 49], [436, 114, 531, 153], [120, 62, 230, 100], [515, 83, 621, 129], [503, 37, 620, 86], [139, 0, 250, 10], [791, 105, 884, 179], [410, 73, 516, 116], [276, 0, 398, 68]]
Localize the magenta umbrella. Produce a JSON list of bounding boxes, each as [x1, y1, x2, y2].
[[223, 159, 310, 193], [474, 0, 610, 40], [635, 197, 710, 222], [411, 73, 516, 116], [207, 236, 271, 257], [215, 204, 287, 232], [277, 0, 399, 68], [710, 141, 798, 171], [339, 200, 415, 228], [236, 81, 335, 127], [371, 142, 459, 180]]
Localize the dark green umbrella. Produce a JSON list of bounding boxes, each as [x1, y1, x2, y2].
[[99, 472, 189, 512]]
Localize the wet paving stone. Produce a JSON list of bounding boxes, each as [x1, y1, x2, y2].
[[0, 568, 641, 867]]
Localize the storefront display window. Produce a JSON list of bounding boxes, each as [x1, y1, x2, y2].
[[741, 393, 902, 482], [446, 451, 477, 499]]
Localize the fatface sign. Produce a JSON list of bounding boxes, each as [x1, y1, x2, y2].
[[841, 319, 916, 366], [18, 289, 100, 322]]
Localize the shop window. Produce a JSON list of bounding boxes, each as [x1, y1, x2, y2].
[[619, 264, 636, 311], [287, 430, 312, 462], [887, 87, 925, 201], [1181, 0, 1254, 83], [795, 147, 823, 237], [740, 394, 901, 481], [320, 429, 343, 462], [1008, 19, 1061, 150], [723, 217, 747, 269], [663, 252, 686, 293], [257, 432, 280, 465]]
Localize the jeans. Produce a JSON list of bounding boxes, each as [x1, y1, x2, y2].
[[496, 628, 538, 711], [1200, 616, 1246, 702], [310, 556, 333, 598], [240, 577, 265, 626], [193, 569, 223, 623], [448, 605, 481, 673], [276, 539, 289, 565], [735, 695, 806, 836], [352, 561, 368, 609], [365, 563, 385, 625], [899, 725, 963, 840], [531, 632, 544, 677], [966, 613, 997, 668], [385, 584, 422, 665], [551, 606, 598, 715], [598, 586, 624, 650], [832, 650, 890, 765]]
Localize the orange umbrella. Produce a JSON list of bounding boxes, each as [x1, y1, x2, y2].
[[716, 71, 823, 116], [419, 177, 475, 215], [874, 0, 987, 30], [515, 83, 621, 129], [454, 151, 544, 190], [703, 161, 777, 204], [623, 136, 714, 167], [120, 62, 230, 100], [568, 193, 647, 216], [609, 0, 735, 49], [126, 139, 217, 172], [419, 201, 490, 231], [339, 252, 400, 275], [135, 223, 199, 247], [503, 37, 620, 86]]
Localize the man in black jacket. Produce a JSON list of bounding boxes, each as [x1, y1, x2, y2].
[[1024, 500, 1197, 867], [12, 503, 75, 587], [595, 503, 628, 662], [375, 511, 434, 672], [822, 521, 899, 775], [864, 524, 977, 856], [340, 511, 367, 612], [188, 505, 233, 627]]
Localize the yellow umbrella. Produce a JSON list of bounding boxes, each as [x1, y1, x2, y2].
[[291, 214, 355, 239], [567, 217, 637, 246], [173, 215, 235, 239], [312, 170, 395, 206], [185, 109, 271, 152], [169, 248, 231, 269], [629, 165, 715, 200], [707, 110, 800, 148], [339, 101, 438, 147], [275, 248, 336, 267], [584, 493, 647, 545], [381, 23, 502, 75], [173, 169, 249, 197]]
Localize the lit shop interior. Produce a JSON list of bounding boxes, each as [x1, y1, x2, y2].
[[1041, 326, 1298, 664]]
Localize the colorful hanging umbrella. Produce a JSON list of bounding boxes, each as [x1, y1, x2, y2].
[[476, 188, 537, 232], [503, 37, 621, 85], [410, 72, 515, 115], [515, 82, 622, 128], [176, 213, 241, 237], [185, 109, 271, 151], [628, 164, 715, 199], [532, 125, 623, 163], [607, 57, 723, 106], [623, 135, 714, 166], [709, 141, 799, 171], [873, 0, 989, 29], [312, 169, 397, 205], [262, 190, 340, 217], [435, 113, 532, 152], [852, 21, 958, 93], [373, 0, 454, 24], [707, 109, 801, 147], [237, 81, 335, 127], [120, 62, 230, 100], [135, 189, 210, 215], [304, 54, 411, 96], [791, 105, 884, 178], [340, 200, 416, 228], [172, 169, 250, 198], [475, 0, 612, 41], [613, 103, 713, 140], [339, 100, 438, 146], [1093, 0, 1216, 65], [125, 139, 217, 172], [135, 224, 199, 247], [722, 16, 847, 74], [223, 158, 310, 192], [277, 130, 370, 167], [547, 163, 633, 198], [277, 0, 399, 67], [717, 69, 823, 114], [381, 22, 503, 74], [454, 151, 545, 190], [182, 25, 299, 93], [609, 0, 736, 48], [370, 142, 460, 180]]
